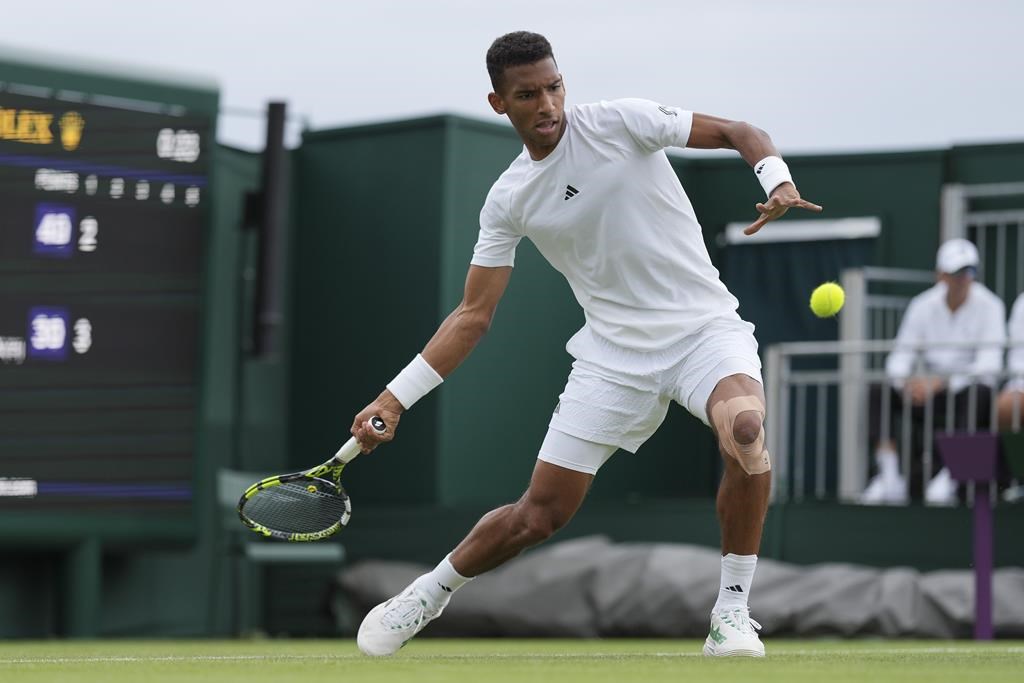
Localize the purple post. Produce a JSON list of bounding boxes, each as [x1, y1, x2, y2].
[[973, 481, 993, 640], [935, 433, 997, 641]]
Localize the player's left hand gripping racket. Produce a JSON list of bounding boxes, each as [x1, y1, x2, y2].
[[237, 416, 386, 541]]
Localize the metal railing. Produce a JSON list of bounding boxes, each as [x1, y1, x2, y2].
[[840, 266, 935, 343], [943, 181, 1024, 305], [764, 338, 1020, 503], [762, 181, 1024, 504]]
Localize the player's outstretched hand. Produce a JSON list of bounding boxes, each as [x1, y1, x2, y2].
[[745, 182, 822, 235], [351, 392, 403, 453]]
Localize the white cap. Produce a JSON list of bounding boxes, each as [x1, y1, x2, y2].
[[936, 238, 979, 274]]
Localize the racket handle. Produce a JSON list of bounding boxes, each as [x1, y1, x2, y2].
[[334, 416, 387, 463]]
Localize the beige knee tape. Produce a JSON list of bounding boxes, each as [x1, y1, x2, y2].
[[711, 395, 771, 475]]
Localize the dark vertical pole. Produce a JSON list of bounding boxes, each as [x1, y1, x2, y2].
[[252, 101, 288, 355], [973, 481, 993, 640], [936, 432, 998, 641]]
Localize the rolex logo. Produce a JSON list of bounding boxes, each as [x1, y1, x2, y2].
[[58, 112, 84, 151]]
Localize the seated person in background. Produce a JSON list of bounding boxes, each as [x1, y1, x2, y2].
[[998, 291, 1024, 429], [862, 238, 1005, 505]]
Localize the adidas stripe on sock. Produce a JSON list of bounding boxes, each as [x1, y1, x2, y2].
[[415, 553, 473, 605], [713, 553, 757, 612]]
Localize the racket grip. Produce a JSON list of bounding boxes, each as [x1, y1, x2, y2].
[[335, 416, 387, 463]]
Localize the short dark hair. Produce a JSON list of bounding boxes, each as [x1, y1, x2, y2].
[[486, 31, 556, 92]]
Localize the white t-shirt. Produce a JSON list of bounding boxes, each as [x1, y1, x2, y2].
[[885, 281, 1006, 392], [472, 98, 741, 359]]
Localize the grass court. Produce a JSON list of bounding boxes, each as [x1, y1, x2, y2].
[[1, 639, 1021, 683]]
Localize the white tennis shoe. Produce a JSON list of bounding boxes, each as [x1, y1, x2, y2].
[[356, 582, 445, 656], [859, 471, 908, 505], [702, 607, 765, 657], [925, 467, 958, 506]]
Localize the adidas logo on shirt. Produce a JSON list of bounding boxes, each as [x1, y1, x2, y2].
[[564, 184, 580, 200]]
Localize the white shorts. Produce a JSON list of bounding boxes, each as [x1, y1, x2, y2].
[[539, 317, 762, 474], [537, 428, 617, 476]]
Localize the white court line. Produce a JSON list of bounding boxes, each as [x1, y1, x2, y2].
[[1, 647, 1022, 665], [0, 655, 345, 665]]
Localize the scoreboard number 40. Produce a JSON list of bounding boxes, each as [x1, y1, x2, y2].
[[34, 209, 98, 253]]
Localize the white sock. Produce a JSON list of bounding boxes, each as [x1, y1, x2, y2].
[[414, 553, 473, 605], [713, 553, 757, 612], [877, 448, 900, 478]]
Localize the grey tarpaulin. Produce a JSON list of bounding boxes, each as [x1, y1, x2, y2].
[[336, 536, 1024, 638]]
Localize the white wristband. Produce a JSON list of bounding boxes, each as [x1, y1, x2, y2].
[[386, 354, 443, 409], [754, 155, 793, 198]]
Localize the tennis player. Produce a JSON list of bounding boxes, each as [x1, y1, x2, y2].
[[351, 31, 821, 657]]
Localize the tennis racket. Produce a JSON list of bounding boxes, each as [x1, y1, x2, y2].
[[237, 416, 386, 542]]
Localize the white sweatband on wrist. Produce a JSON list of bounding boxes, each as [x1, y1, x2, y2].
[[754, 155, 793, 198], [386, 354, 443, 409]]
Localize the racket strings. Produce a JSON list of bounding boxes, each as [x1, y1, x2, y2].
[[241, 481, 347, 534]]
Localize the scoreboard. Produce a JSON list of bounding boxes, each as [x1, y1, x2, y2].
[[0, 63, 215, 527]]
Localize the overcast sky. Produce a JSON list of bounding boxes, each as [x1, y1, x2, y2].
[[1, 0, 1020, 154]]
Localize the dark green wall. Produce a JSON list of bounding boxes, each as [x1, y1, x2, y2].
[[680, 142, 1024, 286], [433, 118, 559, 504], [291, 120, 448, 504], [204, 145, 262, 469], [947, 143, 1024, 303], [679, 149, 947, 277], [948, 141, 1024, 185]]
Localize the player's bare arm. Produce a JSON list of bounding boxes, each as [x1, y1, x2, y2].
[[351, 265, 513, 451], [686, 113, 822, 234]]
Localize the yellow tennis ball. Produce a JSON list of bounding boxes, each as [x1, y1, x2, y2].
[[810, 282, 845, 318]]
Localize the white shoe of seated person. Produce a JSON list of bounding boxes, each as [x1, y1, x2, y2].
[[860, 471, 908, 505], [925, 467, 958, 506], [703, 607, 765, 657], [357, 582, 445, 657]]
